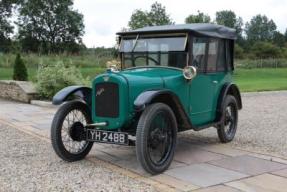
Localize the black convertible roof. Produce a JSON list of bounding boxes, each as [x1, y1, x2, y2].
[[117, 23, 237, 40]]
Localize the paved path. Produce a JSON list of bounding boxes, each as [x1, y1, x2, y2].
[[1, 91, 287, 191]]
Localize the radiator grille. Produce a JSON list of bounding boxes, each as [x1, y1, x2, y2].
[[95, 82, 119, 118]]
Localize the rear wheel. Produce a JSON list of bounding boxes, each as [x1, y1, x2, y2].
[[217, 95, 238, 143], [136, 103, 177, 175], [51, 101, 93, 161]]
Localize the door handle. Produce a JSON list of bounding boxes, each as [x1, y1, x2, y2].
[[213, 80, 218, 84]]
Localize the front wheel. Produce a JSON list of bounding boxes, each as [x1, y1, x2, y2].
[[136, 103, 177, 175], [217, 95, 238, 143], [51, 100, 93, 161]]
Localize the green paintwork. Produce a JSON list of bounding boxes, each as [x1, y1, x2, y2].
[[189, 72, 232, 126], [92, 72, 129, 129], [91, 67, 232, 130]]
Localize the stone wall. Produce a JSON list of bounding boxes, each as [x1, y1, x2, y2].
[[0, 80, 38, 103]]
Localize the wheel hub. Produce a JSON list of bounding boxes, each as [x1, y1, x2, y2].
[[69, 122, 85, 141], [150, 128, 166, 148]]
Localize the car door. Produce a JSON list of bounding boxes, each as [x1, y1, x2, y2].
[[210, 39, 233, 112], [188, 37, 218, 126]]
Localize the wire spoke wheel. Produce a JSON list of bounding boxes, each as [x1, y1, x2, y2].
[[61, 109, 89, 154], [51, 101, 93, 161]]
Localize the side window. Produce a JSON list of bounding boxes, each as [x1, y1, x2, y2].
[[217, 39, 226, 72], [226, 40, 232, 71], [192, 38, 233, 72], [192, 37, 207, 72], [206, 39, 218, 72]]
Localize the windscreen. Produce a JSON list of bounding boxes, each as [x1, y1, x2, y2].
[[119, 36, 187, 52], [119, 35, 188, 69]]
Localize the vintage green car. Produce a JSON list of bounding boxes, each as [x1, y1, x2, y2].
[[51, 23, 242, 174]]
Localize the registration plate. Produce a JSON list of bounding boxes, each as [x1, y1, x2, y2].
[[86, 129, 129, 145]]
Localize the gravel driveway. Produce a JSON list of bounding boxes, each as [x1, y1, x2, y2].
[[0, 124, 155, 192], [181, 91, 287, 157]]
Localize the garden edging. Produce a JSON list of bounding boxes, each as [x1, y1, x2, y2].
[[0, 80, 38, 103], [30, 100, 56, 108]]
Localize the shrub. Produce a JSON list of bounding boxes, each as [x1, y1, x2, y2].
[[13, 54, 28, 81], [281, 48, 287, 58], [234, 44, 244, 59], [36, 61, 89, 99], [251, 41, 281, 58]]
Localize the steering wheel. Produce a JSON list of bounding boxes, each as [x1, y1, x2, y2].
[[134, 55, 160, 66], [192, 59, 199, 68]]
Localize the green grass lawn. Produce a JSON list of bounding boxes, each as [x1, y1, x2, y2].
[[0, 68, 38, 81], [1, 67, 287, 92], [0, 67, 105, 81], [233, 68, 287, 92]]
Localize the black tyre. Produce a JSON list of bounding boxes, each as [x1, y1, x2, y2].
[[217, 95, 238, 143], [136, 103, 177, 175], [51, 100, 93, 161]]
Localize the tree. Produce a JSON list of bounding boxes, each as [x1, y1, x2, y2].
[[128, 10, 150, 30], [215, 10, 243, 40], [17, 0, 85, 53], [245, 15, 277, 43], [251, 41, 281, 58], [185, 11, 211, 23], [13, 54, 28, 81], [128, 2, 173, 30], [148, 2, 173, 26], [234, 44, 244, 59], [0, 0, 16, 52], [273, 31, 285, 48]]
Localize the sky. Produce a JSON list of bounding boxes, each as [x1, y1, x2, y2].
[[73, 0, 287, 48]]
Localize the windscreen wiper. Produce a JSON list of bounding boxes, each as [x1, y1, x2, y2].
[[131, 34, 139, 52]]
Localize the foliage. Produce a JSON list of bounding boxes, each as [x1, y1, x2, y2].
[[128, 10, 150, 30], [36, 61, 89, 99], [245, 15, 277, 43], [1, 68, 30, 80], [251, 41, 281, 58], [17, 0, 85, 54], [185, 11, 211, 23], [0, 50, 115, 68], [148, 2, 173, 26], [273, 31, 285, 48], [0, 35, 12, 53], [0, 0, 287, 61], [235, 58, 287, 68], [13, 53, 28, 81], [0, 0, 14, 36], [215, 10, 243, 40], [128, 2, 173, 30], [282, 48, 287, 58], [234, 44, 244, 59], [0, 0, 16, 52], [4, 66, 287, 93], [0, 66, 105, 81]]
